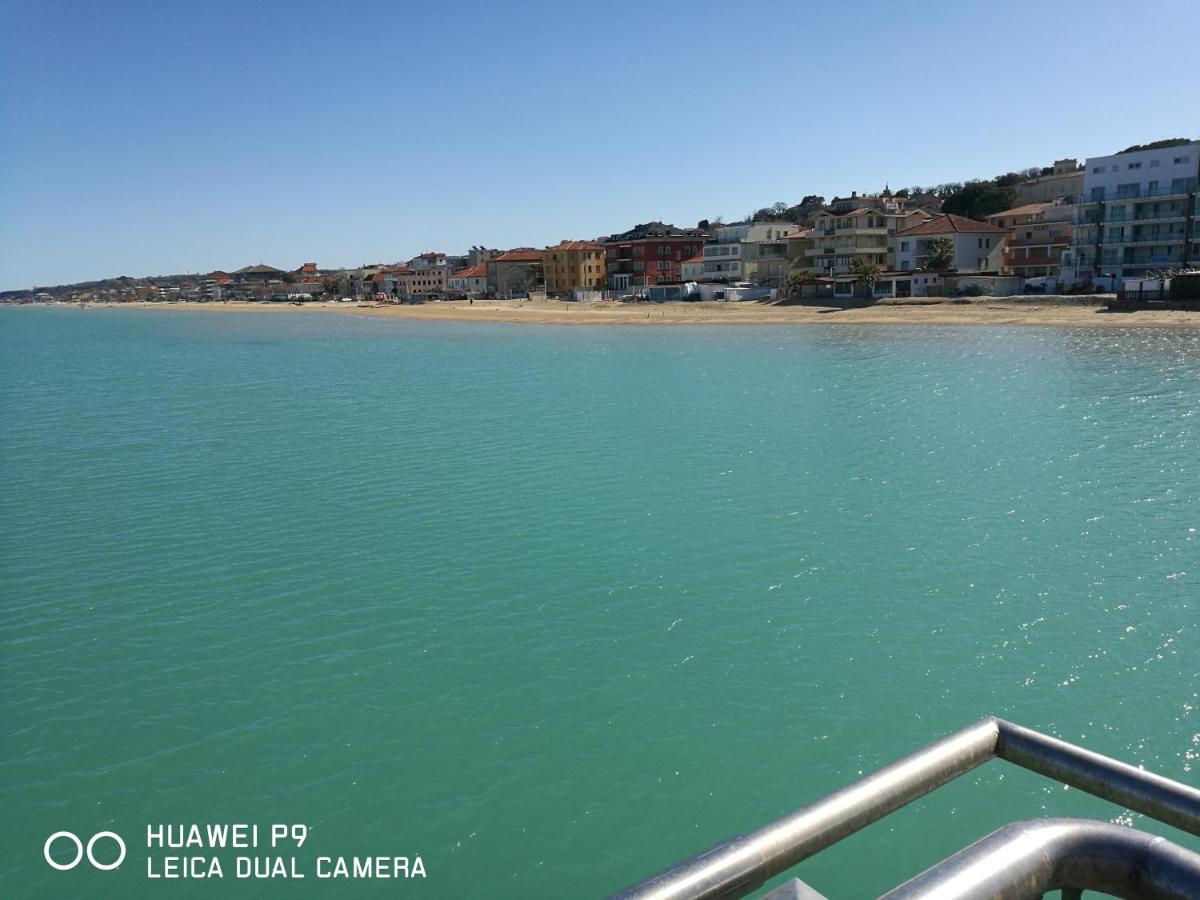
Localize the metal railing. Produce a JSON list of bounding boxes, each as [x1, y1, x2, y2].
[[610, 717, 1200, 900], [1080, 184, 1198, 204]]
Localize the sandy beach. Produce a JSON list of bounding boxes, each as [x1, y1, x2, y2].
[[12, 297, 1200, 327]]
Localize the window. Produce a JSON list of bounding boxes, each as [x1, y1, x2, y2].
[[1174, 156, 1190, 164], [900, 241, 909, 251], [1150, 159, 1161, 167], [1128, 162, 1142, 169], [1092, 167, 1103, 173]]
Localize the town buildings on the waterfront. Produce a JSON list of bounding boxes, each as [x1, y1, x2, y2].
[[1063, 141, 1200, 280], [543, 241, 606, 296], [700, 221, 799, 289], [10, 137, 1199, 306], [986, 202, 1074, 278], [449, 264, 488, 295], [602, 222, 704, 290], [894, 214, 1008, 272], [487, 249, 544, 297], [798, 191, 929, 275]]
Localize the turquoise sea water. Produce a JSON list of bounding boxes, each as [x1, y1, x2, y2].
[[1, 308, 1197, 898]]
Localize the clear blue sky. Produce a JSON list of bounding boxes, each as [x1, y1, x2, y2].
[[1, 0, 1197, 290]]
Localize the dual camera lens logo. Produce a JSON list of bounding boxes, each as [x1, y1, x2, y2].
[[44, 831, 126, 871]]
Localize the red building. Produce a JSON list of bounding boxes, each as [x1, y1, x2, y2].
[[603, 222, 705, 289]]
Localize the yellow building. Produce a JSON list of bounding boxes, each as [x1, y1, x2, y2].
[[543, 241, 606, 296]]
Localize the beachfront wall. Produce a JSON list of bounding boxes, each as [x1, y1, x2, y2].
[[696, 283, 773, 302], [646, 282, 698, 302], [940, 274, 1024, 297]]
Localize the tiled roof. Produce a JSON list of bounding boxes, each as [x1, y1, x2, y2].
[[235, 264, 284, 274], [682, 253, 704, 264], [784, 228, 813, 239], [986, 203, 1052, 221], [547, 240, 605, 251], [896, 213, 1007, 237], [494, 249, 544, 262], [453, 265, 488, 278]]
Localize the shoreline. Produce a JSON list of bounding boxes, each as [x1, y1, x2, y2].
[[7, 298, 1200, 328]]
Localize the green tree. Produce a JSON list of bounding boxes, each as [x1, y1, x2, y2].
[[921, 238, 955, 271], [849, 257, 882, 289], [940, 180, 1017, 220]]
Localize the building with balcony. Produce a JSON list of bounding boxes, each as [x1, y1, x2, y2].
[[804, 192, 929, 275], [894, 214, 1007, 272], [700, 221, 799, 286], [986, 201, 1074, 278], [603, 222, 704, 290], [1065, 141, 1200, 280], [543, 241, 606, 296]]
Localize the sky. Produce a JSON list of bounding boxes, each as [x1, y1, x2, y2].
[[1, 0, 1197, 290]]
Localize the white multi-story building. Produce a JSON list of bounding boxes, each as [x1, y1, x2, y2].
[[893, 214, 1007, 272], [1063, 141, 1200, 280], [701, 221, 799, 284]]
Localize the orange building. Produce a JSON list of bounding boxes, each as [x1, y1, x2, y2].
[[543, 241, 606, 295]]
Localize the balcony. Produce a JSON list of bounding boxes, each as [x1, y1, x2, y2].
[[1005, 255, 1062, 268], [1079, 183, 1197, 204], [1126, 233, 1188, 246], [805, 246, 883, 257], [1007, 235, 1071, 248], [1131, 209, 1188, 222]]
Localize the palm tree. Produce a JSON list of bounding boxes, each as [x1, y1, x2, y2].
[[787, 263, 818, 296], [849, 257, 882, 290], [921, 237, 955, 271]]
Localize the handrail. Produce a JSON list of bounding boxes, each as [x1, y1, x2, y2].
[[883, 818, 1200, 899], [610, 717, 1200, 900]]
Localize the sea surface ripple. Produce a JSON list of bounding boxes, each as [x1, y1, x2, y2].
[[1, 309, 1197, 897]]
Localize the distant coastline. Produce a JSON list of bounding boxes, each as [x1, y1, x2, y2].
[[7, 297, 1200, 328]]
